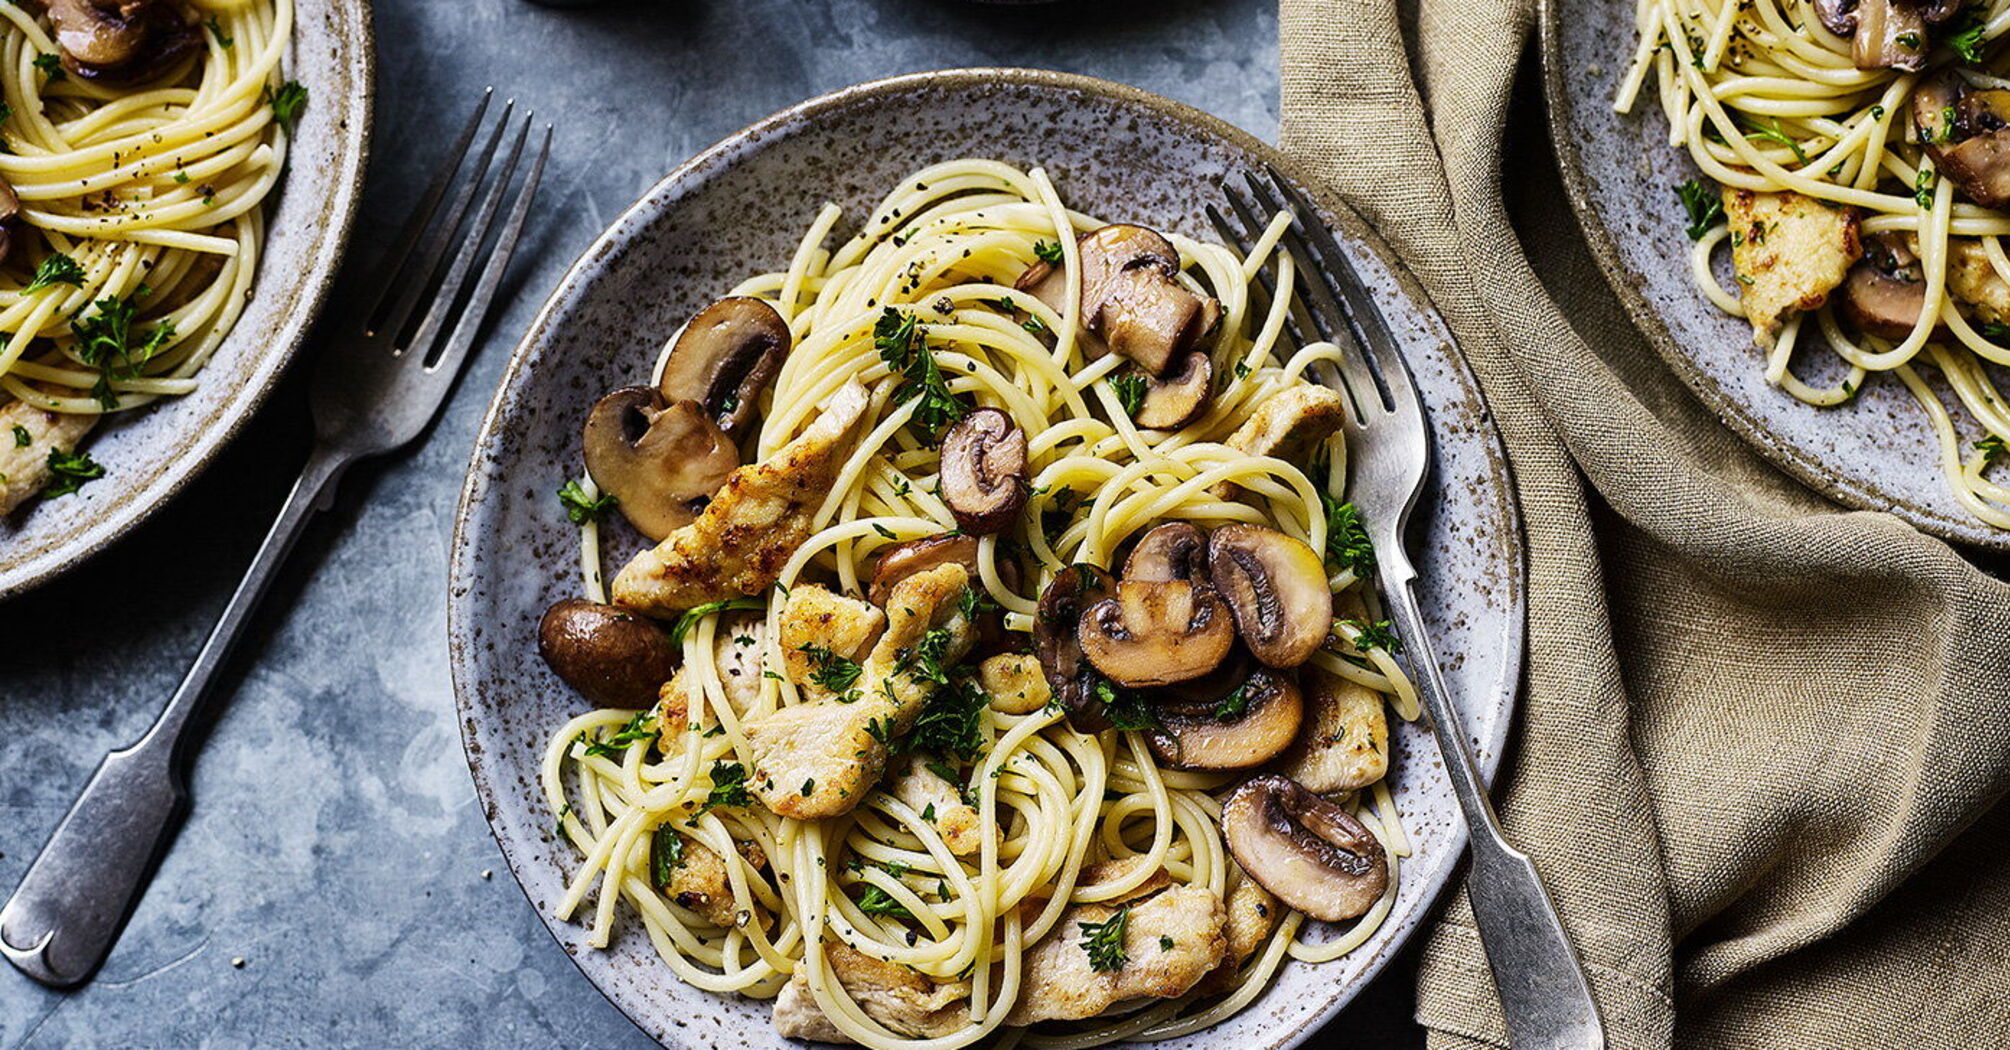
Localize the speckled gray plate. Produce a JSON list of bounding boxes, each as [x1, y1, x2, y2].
[[448, 70, 1523, 1050], [0, 0, 375, 598], [1542, 0, 2009, 550]]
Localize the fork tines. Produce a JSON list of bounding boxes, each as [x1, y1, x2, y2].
[[1209, 168, 1420, 421], [361, 90, 551, 375]]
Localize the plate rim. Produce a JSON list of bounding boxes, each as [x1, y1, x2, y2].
[[1537, 0, 2010, 551], [449, 66, 1526, 1048], [0, 0, 380, 599]]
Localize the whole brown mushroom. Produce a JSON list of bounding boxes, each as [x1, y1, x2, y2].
[[538, 598, 682, 708], [47, 0, 201, 83]]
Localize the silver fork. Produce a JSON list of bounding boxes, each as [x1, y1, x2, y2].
[[0, 93, 549, 988], [1210, 170, 1605, 1050]]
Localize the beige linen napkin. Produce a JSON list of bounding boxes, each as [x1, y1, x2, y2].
[[1277, 1, 2010, 1046]]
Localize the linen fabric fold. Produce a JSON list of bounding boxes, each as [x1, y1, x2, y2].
[[1277, 0, 2010, 1045]]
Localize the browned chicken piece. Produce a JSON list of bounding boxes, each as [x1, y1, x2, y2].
[[612, 382, 872, 616], [1210, 385, 1348, 499], [0, 400, 94, 515], [890, 756, 984, 856], [1945, 236, 2010, 327], [1276, 665, 1390, 794], [977, 653, 1050, 715], [745, 565, 975, 819], [1195, 868, 1282, 995], [1722, 187, 1861, 347], [662, 835, 769, 928], [779, 585, 886, 704], [772, 942, 973, 1042], [1003, 885, 1228, 1026]]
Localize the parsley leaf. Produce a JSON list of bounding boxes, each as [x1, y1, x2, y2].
[[670, 597, 765, 646], [650, 825, 685, 888], [11, 424, 28, 447], [855, 886, 914, 920], [268, 80, 309, 132], [1320, 491, 1377, 575], [557, 479, 618, 524], [1981, 320, 2010, 345], [1738, 118, 1807, 163], [908, 675, 988, 761], [875, 307, 966, 442], [1916, 167, 1937, 210], [1339, 618, 1403, 654], [798, 642, 863, 693], [1948, 15, 1989, 62], [1675, 179, 1724, 241], [1212, 682, 1251, 722], [71, 293, 175, 409], [696, 761, 752, 814], [44, 447, 103, 497], [32, 54, 63, 81], [1109, 373, 1147, 419], [1095, 673, 1161, 731], [1976, 434, 2007, 466], [1033, 240, 1064, 265], [1079, 906, 1131, 972], [205, 15, 234, 48], [581, 711, 659, 758], [23, 253, 83, 295]]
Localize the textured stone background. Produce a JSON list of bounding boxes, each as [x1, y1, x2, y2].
[[0, 1, 1424, 1046]]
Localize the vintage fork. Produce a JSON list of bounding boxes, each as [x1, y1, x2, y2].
[[1210, 170, 1605, 1050], [0, 93, 549, 988]]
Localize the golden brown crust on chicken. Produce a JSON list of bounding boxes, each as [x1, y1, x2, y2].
[[780, 585, 886, 704], [773, 942, 973, 1042], [1723, 187, 1860, 347], [1275, 666, 1389, 793], [1003, 885, 1228, 1025], [978, 653, 1050, 715], [0, 399, 94, 515], [1211, 385, 1348, 499], [613, 382, 872, 616], [662, 835, 768, 928], [1945, 236, 2010, 326]]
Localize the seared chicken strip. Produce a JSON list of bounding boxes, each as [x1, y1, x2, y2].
[[977, 653, 1050, 715], [1004, 885, 1228, 1025], [773, 942, 973, 1042], [0, 400, 93, 515], [1945, 236, 2010, 326], [613, 382, 872, 616], [1276, 665, 1390, 794], [744, 564, 975, 819], [1211, 385, 1347, 499], [661, 835, 769, 928], [890, 755, 984, 856], [779, 585, 887, 704], [1723, 187, 1860, 346], [1195, 867, 1281, 995]]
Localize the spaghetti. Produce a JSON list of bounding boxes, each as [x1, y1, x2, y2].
[[1617, 0, 2010, 526], [543, 159, 1414, 1048]]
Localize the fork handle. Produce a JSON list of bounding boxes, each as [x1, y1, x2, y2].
[[0, 447, 350, 987], [1381, 572, 1606, 1050]]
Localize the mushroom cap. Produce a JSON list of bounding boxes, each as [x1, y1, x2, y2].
[[1207, 524, 1333, 669], [1035, 564, 1119, 730], [1222, 774, 1389, 922], [1839, 233, 1934, 341], [870, 533, 980, 607], [1847, 0, 1931, 71], [1146, 664, 1303, 770], [47, 0, 200, 83], [939, 408, 1029, 535], [1919, 77, 2010, 210], [1076, 224, 1221, 375], [657, 296, 791, 438], [1134, 353, 1213, 431], [1122, 521, 1210, 583], [582, 386, 741, 541], [1078, 578, 1236, 687], [538, 598, 682, 708]]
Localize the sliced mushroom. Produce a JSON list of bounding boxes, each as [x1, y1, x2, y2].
[[0, 178, 19, 269], [1813, 0, 1858, 35], [1207, 525, 1332, 669], [1918, 76, 2010, 210], [1146, 665, 1303, 770], [1222, 774, 1389, 922], [1123, 521, 1210, 583], [1833, 0, 1957, 70], [1035, 564, 1118, 730], [657, 297, 791, 438], [1839, 233, 1935, 340], [583, 387, 741, 541], [939, 408, 1028, 535], [538, 598, 682, 708], [1078, 579, 1235, 687], [1133, 352, 1213, 430], [870, 532, 1020, 656], [47, 0, 201, 83], [1076, 225, 1222, 375]]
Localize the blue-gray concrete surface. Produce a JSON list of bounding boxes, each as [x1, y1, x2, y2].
[[0, 1, 1423, 1046]]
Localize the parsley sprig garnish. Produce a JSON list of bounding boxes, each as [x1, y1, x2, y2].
[[1320, 491, 1377, 576], [1079, 906, 1131, 972], [557, 479, 617, 524], [1976, 434, 2007, 467], [1675, 179, 1724, 241], [1033, 240, 1064, 265], [875, 308, 966, 442], [23, 254, 83, 295], [1338, 618, 1403, 654], [798, 642, 863, 694], [577, 711, 659, 758], [71, 291, 176, 409], [696, 761, 752, 815], [268, 81, 309, 132], [855, 885, 915, 920], [43, 447, 103, 497], [1109, 373, 1147, 419], [650, 825, 685, 888]]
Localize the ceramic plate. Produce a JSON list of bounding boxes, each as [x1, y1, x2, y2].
[[448, 70, 1523, 1049], [0, 0, 375, 597], [1542, 0, 2010, 550]]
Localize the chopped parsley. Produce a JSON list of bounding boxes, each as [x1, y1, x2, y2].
[[1676, 179, 1723, 241], [1109, 373, 1147, 419], [71, 292, 176, 409], [855, 886, 914, 920], [1095, 673, 1161, 731], [798, 642, 863, 693], [579, 711, 658, 758], [1981, 320, 2010, 345], [1976, 435, 2008, 466], [1159, 935, 1175, 951], [1948, 15, 1989, 63], [801, 778, 817, 797], [670, 597, 765, 645], [1033, 240, 1064, 265], [696, 761, 752, 814], [1212, 682, 1251, 722], [1916, 167, 1937, 210], [267, 80, 309, 132], [909, 675, 988, 761], [1079, 906, 1131, 972], [43, 447, 103, 497], [32, 54, 63, 81], [556, 479, 618, 524], [1320, 491, 1377, 575], [23, 253, 83, 295], [205, 15, 234, 48], [1739, 117, 1807, 163], [11, 424, 28, 447], [1340, 618, 1403, 654], [874, 307, 966, 442], [650, 825, 685, 887]]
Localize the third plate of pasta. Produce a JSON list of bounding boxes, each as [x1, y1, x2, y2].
[[449, 71, 1523, 1050]]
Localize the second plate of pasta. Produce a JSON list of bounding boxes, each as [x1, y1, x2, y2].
[[449, 70, 1523, 1050]]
